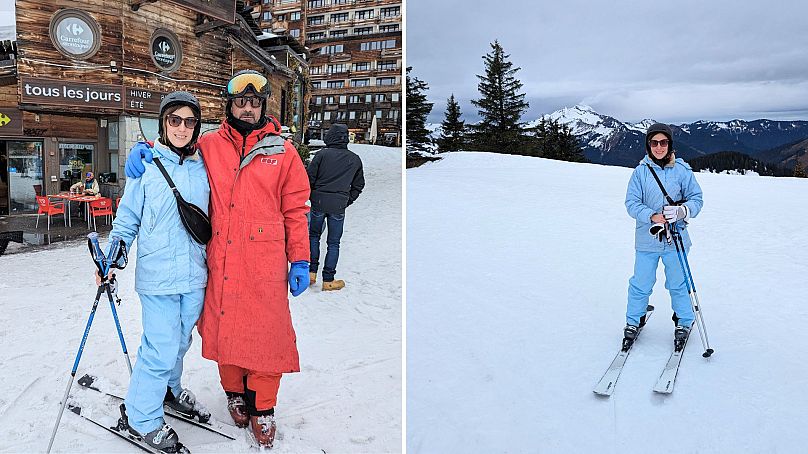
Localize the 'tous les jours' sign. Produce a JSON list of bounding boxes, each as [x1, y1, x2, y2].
[[20, 78, 167, 113]]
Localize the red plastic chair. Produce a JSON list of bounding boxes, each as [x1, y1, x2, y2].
[[89, 198, 113, 230], [115, 197, 122, 213], [36, 196, 66, 231]]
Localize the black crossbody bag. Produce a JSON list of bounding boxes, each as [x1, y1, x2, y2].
[[153, 157, 212, 245]]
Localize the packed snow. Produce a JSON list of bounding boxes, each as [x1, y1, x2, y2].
[[0, 145, 402, 453], [407, 151, 808, 453]]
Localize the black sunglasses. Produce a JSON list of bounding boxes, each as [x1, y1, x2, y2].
[[648, 139, 670, 148], [166, 114, 199, 129], [232, 96, 263, 108]]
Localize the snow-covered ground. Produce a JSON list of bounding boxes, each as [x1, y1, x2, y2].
[[407, 152, 808, 453], [0, 145, 402, 453]]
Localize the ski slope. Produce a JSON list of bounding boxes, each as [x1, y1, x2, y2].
[[407, 151, 808, 453], [0, 145, 402, 453]]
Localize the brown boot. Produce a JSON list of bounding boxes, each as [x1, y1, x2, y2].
[[249, 413, 276, 448], [309, 272, 316, 286], [226, 392, 249, 428], [322, 279, 345, 291]]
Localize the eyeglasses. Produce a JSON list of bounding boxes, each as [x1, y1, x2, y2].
[[649, 139, 670, 148], [166, 114, 199, 129], [232, 96, 263, 108], [227, 72, 269, 97]]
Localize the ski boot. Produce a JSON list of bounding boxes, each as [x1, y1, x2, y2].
[[117, 404, 190, 453], [226, 391, 250, 428], [622, 324, 639, 351], [165, 388, 211, 423], [248, 409, 277, 448], [309, 272, 317, 286], [322, 279, 345, 291], [674, 325, 691, 351]]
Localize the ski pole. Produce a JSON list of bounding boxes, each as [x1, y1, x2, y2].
[[47, 284, 104, 453], [670, 223, 714, 358]]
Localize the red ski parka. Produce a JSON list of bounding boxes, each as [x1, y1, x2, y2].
[[197, 117, 310, 373]]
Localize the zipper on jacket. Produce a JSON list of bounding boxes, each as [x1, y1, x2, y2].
[[239, 135, 247, 164]]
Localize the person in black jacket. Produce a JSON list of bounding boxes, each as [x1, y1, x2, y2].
[[307, 123, 365, 291]]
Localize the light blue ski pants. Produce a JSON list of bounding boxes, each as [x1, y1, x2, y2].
[[626, 250, 693, 328], [125, 289, 204, 434]]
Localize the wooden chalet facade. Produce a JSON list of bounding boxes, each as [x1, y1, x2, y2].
[[0, 0, 307, 216]]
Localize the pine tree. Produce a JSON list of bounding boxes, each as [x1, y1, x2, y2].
[[436, 94, 466, 152], [795, 160, 807, 178], [529, 117, 587, 162], [469, 41, 529, 153], [406, 66, 433, 153]]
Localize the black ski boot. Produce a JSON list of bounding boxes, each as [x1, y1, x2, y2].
[[674, 325, 690, 351], [165, 388, 211, 423], [117, 404, 190, 453], [622, 324, 639, 351]]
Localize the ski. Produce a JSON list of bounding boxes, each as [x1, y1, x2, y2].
[[67, 403, 162, 453], [653, 328, 691, 394], [593, 305, 654, 396], [76, 374, 237, 440]]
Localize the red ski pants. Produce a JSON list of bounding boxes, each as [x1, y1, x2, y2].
[[219, 364, 282, 411]]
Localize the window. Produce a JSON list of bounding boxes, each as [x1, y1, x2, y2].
[[377, 77, 396, 86], [320, 44, 344, 54], [365, 94, 372, 102], [275, 14, 286, 21], [391, 92, 400, 102], [324, 111, 331, 120], [290, 29, 300, 37], [315, 96, 322, 105], [375, 94, 386, 102], [330, 29, 347, 38], [376, 110, 383, 119], [377, 60, 397, 71], [327, 80, 344, 88], [330, 13, 349, 23], [307, 32, 325, 41], [360, 111, 371, 120], [353, 62, 370, 71], [380, 6, 400, 17], [356, 9, 374, 20], [310, 112, 322, 120], [335, 111, 347, 121], [308, 0, 324, 7], [333, 0, 349, 4], [349, 111, 356, 120], [328, 64, 347, 74], [263, 11, 271, 21], [379, 24, 399, 33], [263, 0, 270, 3], [360, 40, 396, 51], [351, 79, 370, 87], [310, 66, 323, 75], [389, 109, 400, 120], [263, 28, 270, 33], [311, 81, 321, 89], [326, 96, 336, 104], [354, 27, 373, 35], [308, 15, 324, 25], [290, 11, 301, 21], [348, 95, 362, 103]]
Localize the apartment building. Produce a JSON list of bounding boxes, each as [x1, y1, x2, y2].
[[251, 0, 402, 145]]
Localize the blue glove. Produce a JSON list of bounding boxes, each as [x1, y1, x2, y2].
[[289, 261, 310, 297], [124, 142, 154, 179]]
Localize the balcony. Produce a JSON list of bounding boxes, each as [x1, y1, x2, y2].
[[270, 20, 289, 33], [380, 47, 401, 57], [328, 52, 352, 62]]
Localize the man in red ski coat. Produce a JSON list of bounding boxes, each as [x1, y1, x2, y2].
[[124, 70, 310, 448]]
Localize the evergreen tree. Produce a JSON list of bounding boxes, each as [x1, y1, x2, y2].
[[470, 41, 529, 153], [529, 117, 587, 162], [795, 160, 807, 178], [436, 94, 466, 152], [406, 66, 433, 153]]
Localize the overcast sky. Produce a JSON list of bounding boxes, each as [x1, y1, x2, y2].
[[407, 0, 808, 125], [0, 0, 14, 40]]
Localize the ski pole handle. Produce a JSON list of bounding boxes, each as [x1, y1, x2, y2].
[[87, 232, 107, 277]]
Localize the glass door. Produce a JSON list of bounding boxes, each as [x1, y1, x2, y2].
[[7, 141, 43, 214]]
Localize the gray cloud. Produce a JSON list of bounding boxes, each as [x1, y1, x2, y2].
[[408, 0, 808, 124]]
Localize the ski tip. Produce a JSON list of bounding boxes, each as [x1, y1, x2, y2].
[[703, 349, 714, 358], [646, 305, 655, 311]]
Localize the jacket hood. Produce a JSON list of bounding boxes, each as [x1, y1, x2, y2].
[[324, 123, 349, 148], [645, 122, 674, 167]]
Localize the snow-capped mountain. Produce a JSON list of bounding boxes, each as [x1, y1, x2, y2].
[[532, 104, 808, 168]]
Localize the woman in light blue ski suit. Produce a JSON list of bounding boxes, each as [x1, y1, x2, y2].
[[623, 123, 703, 342], [104, 91, 210, 452]]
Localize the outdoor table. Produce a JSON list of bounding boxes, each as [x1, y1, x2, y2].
[[49, 193, 101, 228]]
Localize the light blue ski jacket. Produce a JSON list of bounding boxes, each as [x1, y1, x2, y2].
[[110, 140, 210, 295], [625, 155, 703, 252]]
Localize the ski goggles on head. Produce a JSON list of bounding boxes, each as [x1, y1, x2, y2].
[[227, 72, 269, 97]]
